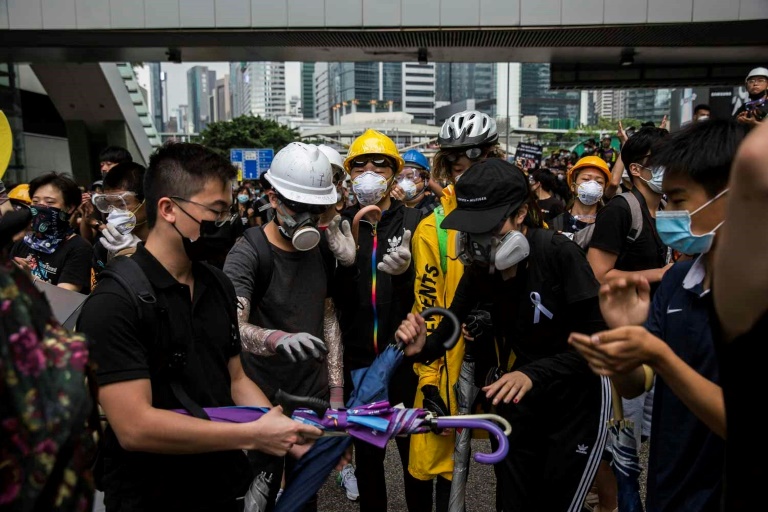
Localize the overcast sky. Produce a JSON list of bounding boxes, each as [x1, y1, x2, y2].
[[136, 62, 301, 120]]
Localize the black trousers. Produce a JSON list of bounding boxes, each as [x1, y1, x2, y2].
[[492, 375, 611, 512]]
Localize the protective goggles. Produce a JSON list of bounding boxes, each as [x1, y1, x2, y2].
[[397, 168, 427, 182], [91, 192, 138, 213], [349, 156, 395, 169], [278, 195, 328, 215], [443, 147, 483, 163]]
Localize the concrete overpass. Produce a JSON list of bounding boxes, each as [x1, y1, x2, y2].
[[1, 0, 766, 88]]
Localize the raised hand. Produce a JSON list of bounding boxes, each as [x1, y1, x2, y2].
[[599, 275, 652, 328], [377, 229, 412, 275]]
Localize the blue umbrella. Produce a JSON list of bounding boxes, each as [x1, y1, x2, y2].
[[607, 385, 643, 512], [274, 307, 461, 512]]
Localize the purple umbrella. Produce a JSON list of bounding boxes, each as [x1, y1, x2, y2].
[[173, 402, 509, 463]]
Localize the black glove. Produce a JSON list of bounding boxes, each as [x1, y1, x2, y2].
[[465, 309, 492, 339], [421, 385, 450, 417]]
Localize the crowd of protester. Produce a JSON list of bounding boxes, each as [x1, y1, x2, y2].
[[2, 65, 768, 512]]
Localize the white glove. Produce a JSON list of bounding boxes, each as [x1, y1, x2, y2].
[[377, 229, 412, 276], [325, 215, 356, 267], [100, 223, 140, 254], [266, 331, 328, 363]]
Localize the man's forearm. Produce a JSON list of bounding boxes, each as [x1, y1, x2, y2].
[[237, 296, 277, 356], [231, 372, 271, 407], [324, 298, 343, 389]]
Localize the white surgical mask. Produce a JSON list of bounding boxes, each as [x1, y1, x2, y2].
[[639, 165, 665, 194], [352, 172, 389, 207], [399, 179, 418, 200], [577, 180, 604, 206], [106, 209, 137, 235]]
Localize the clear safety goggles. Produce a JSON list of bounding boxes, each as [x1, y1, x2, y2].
[[91, 192, 138, 213], [397, 168, 426, 183]]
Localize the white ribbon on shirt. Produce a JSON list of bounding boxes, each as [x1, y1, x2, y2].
[[530, 292, 554, 324]]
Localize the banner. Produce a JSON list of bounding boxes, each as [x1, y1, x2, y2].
[[514, 143, 543, 170]]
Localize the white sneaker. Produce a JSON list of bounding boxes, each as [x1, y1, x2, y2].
[[336, 463, 359, 501]]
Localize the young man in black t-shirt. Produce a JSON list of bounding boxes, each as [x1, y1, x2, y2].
[[396, 160, 611, 512], [10, 172, 92, 292], [588, 127, 671, 287], [77, 143, 321, 512]]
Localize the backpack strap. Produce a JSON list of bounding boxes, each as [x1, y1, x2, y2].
[[618, 191, 644, 243], [550, 213, 565, 233], [433, 206, 449, 274], [95, 256, 210, 420], [242, 226, 274, 308], [402, 206, 423, 235]]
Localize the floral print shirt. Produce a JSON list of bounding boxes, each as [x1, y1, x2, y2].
[[0, 261, 97, 511]]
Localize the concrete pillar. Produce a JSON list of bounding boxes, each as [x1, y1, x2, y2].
[[64, 120, 94, 185]]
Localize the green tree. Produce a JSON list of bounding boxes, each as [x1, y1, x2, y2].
[[197, 115, 299, 156]]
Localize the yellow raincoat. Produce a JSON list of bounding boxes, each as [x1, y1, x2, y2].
[[408, 186, 466, 481]]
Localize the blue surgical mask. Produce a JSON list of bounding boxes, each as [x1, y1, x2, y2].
[[237, 194, 250, 204], [638, 165, 665, 194], [655, 188, 728, 255]]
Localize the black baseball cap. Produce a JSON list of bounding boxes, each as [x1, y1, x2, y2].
[[441, 159, 529, 234]]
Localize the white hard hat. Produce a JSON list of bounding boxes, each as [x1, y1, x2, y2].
[[746, 67, 768, 83], [316, 144, 345, 172], [264, 142, 337, 206]]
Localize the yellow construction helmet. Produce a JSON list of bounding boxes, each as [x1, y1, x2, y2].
[[567, 156, 611, 187], [8, 184, 30, 204], [344, 129, 404, 174]]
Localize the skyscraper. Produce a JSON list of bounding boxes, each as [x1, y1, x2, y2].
[[402, 63, 435, 125], [232, 62, 286, 120], [624, 89, 672, 123], [519, 63, 580, 129], [187, 65, 215, 132], [211, 76, 231, 122], [593, 90, 628, 121], [148, 63, 165, 132], [301, 63, 315, 119], [314, 62, 330, 124], [436, 63, 497, 116], [326, 62, 406, 124]]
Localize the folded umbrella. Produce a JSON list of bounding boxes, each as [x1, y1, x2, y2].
[[607, 384, 643, 512]]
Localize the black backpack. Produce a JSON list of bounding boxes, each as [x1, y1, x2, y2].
[[87, 256, 240, 420]]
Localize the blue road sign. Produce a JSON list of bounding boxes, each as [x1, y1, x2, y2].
[[230, 148, 274, 180]]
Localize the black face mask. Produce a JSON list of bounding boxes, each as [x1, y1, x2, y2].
[[174, 216, 242, 262]]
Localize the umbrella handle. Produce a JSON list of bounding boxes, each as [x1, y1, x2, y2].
[[351, 205, 382, 246], [393, 307, 460, 352], [434, 417, 509, 465], [420, 307, 461, 350], [275, 389, 330, 418], [437, 413, 512, 436]]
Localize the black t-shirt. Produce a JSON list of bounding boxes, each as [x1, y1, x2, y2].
[[10, 234, 92, 291], [77, 244, 251, 510], [589, 188, 666, 273], [426, 229, 606, 393], [223, 233, 332, 401], [538, 196, 566, 222]]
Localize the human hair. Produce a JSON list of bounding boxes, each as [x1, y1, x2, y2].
[[650, 118, 747, 198], [694, 104, 711, 115], [144, 142, 237, 228], [28, 172, 81, 210], [102, 162, 146, 200], [620, 126, 669, 184], [98, 146, 133, 165], [530, 168, 557, 193], [432, 143, 504, 182], [641, 121, 656, 128], [259, 173, 272, 191]]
